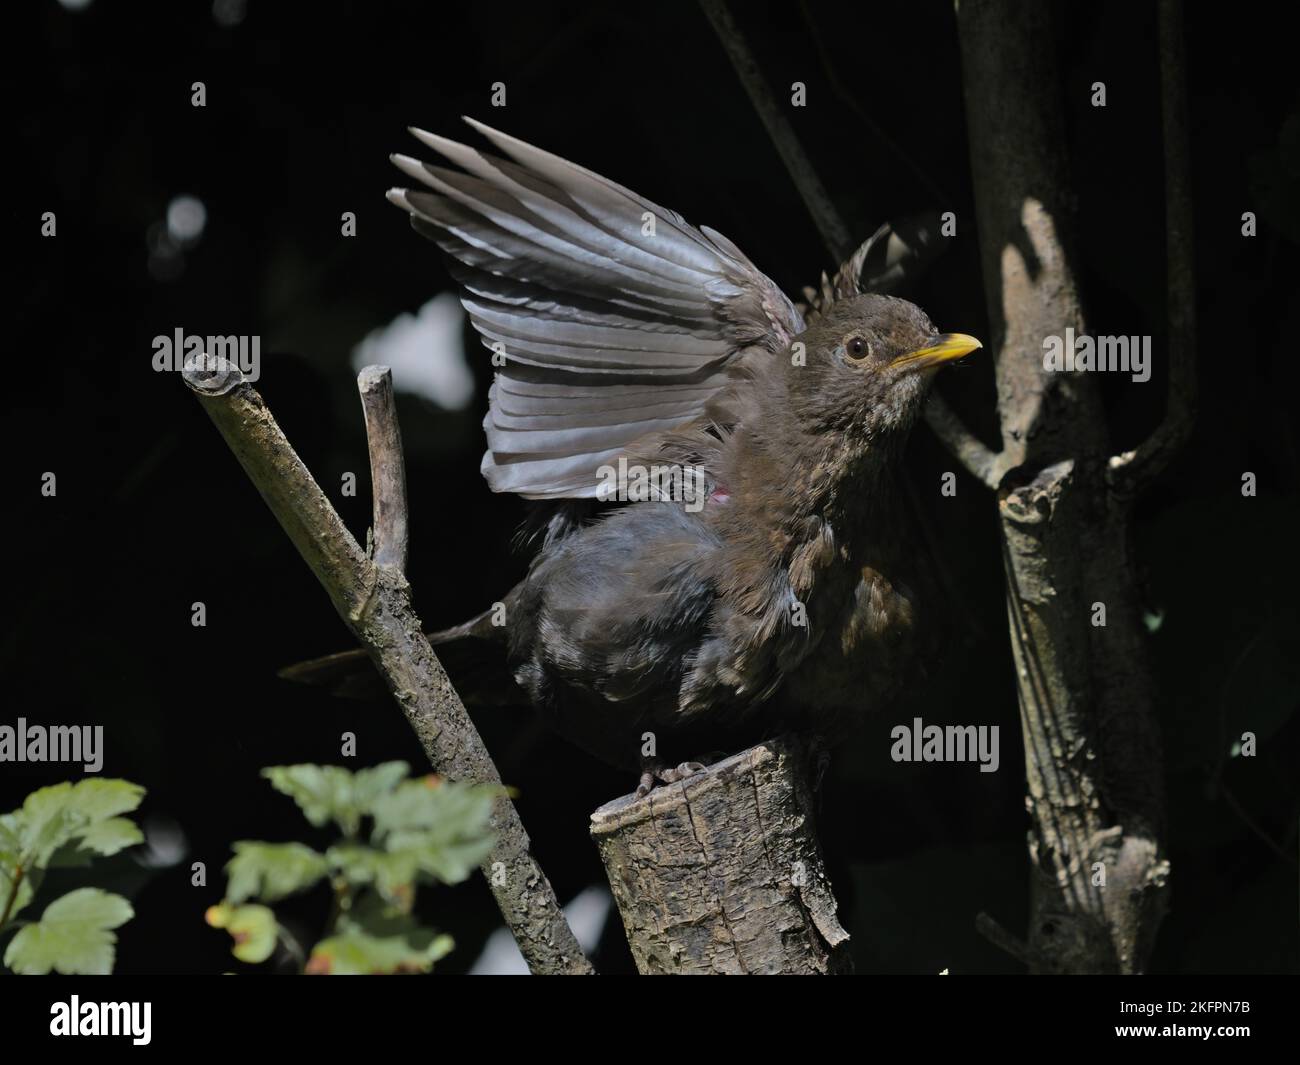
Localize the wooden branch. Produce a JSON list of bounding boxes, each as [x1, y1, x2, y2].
[[591, 736, 849, 974], [1107, 0, 1198, 496], [357, 366, 409, 572], [923, 393, 1007, 489], [975, 911, 1039, 970], [699, 0, 852, 263], [181, 355, 593, 975]]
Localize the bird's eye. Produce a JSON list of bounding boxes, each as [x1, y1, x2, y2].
[[846, 336, 872, 361]]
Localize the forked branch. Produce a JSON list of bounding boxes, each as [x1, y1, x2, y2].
[[182, 354, 593, 975]]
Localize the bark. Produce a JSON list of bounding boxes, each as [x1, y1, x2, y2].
[[591, 736, 849, 974], [357, 366, 409, 573]]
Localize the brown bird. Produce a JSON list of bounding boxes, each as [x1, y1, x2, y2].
[[292, 120, 980, 796]]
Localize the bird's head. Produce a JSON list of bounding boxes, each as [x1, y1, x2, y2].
[[781, 293, 981, 447]]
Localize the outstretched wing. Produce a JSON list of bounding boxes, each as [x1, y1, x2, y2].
[[387, 119, 804, 499]]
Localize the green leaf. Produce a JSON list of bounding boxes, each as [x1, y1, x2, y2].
[[371, 778, 497, 836], [262, 765, 350, 830], [349, 762, 412, 815], [387, 830, 495, 886], [3, 888, 133, 975], [205, 902, 278, 964], [307, 899, 453, 975], [262, 762, 408, 836], [326, 842, 419, 903], [370, 776, 492, 836], [61, 778, 147, 822], [306, 920, 454, 977], [225, 841, 328, 904], [369, 778, 498, 885], [13, 785, 81, 866], [70, 817, 145, 858], [0, 815, 21, 857], [7, 779, 145, 867]]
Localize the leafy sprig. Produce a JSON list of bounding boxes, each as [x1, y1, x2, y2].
[[0, 779, 145, 974], [206, 761, 496, 974]]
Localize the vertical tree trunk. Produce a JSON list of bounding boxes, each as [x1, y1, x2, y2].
[[957, 0, 1170, 972]]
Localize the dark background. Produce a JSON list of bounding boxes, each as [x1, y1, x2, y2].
[[7, 0, 1298, 974]]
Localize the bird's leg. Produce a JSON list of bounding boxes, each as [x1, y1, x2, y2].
[[635, 766, 657, 799], [634, 757, 708, 799]]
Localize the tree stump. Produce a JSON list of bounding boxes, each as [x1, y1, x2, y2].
[[590, 736, 850, 974]]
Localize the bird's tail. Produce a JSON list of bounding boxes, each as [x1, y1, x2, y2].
[[278, 606, 520, 704]]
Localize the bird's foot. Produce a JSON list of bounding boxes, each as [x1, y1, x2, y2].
[[634, 760, 707, 799]]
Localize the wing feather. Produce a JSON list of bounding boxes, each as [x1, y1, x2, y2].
[[388, 120, 803, 498]]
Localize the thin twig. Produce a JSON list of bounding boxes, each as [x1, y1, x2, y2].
[[0, 865, 24, 930], [797, 0, 951, 207], [1221, 785, 1298, 869], [357, 366, 409, 573], [924, 393, 1006, 489], [699, 0, 852, 262], [975, 911, 1039, 969], [182, 355, 594, 975], [1108, 0, 1197, 496], [275, 922, 307, 970]]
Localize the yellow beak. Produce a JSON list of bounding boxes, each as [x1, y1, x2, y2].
[[890, 333, 983, 372]]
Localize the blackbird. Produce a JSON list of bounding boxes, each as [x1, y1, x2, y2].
[[294, 120, 980, 795]]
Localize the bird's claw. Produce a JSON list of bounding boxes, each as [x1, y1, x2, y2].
[[660, 761, 707, 783], [634, 760, 707, 799]]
